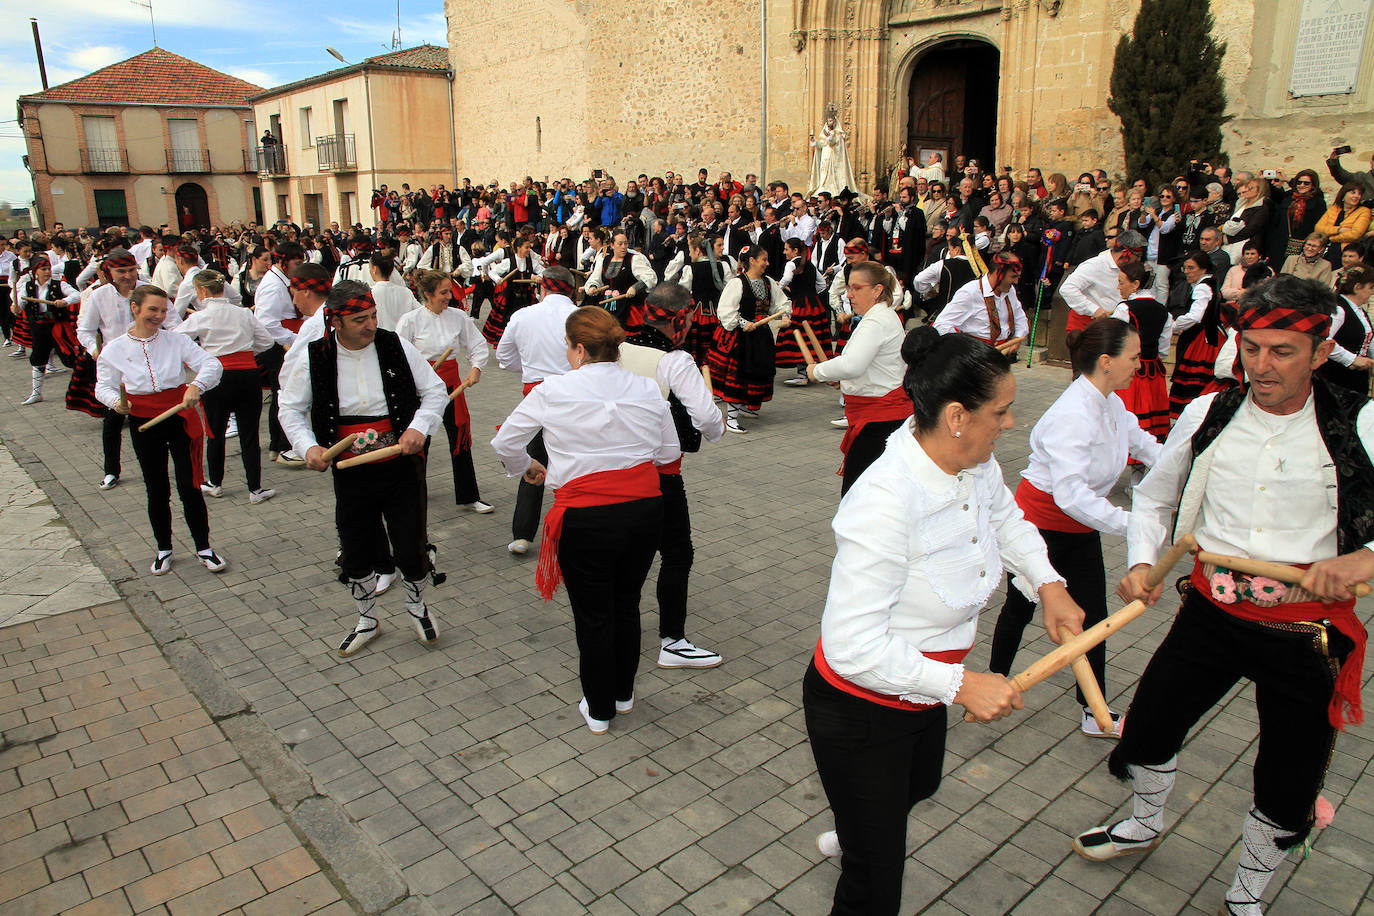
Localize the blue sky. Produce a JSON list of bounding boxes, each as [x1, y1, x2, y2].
[[0, 0, 447, 210]]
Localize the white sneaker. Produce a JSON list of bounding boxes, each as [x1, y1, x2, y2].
[[1072, 821, 1160, 861], [817, 830, 842, 857], [782, 375, 809, 387], [375, 571, 399, 595], [150, 551, 173, 576], [275, 450, 306, 467], [8, 349, 27, 359], [508, 538, 531, 555], [725, 417, 746, 434], [200, 483, 223, 498], [615, 694, 634, 714], [658, 637, 723, 669], [196, 549, 227, 573], [1080, 706, 1122, 738], [99, 474, 119, 491], [249, 488, 275, 504], [22, 391, 41, 405], [225, 416, 239, 439], [830, 417, 849, 429], [577, 697, 609, 735], [45, 364, 66, 375], [461, 500, 495, 514]]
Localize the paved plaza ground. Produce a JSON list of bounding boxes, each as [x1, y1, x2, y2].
[[0, 336, 1371, 916]]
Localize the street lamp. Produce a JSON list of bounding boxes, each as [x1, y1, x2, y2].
[[326, 47, 348, 64]]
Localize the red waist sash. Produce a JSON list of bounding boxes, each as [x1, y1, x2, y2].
[[814, 638, 970, 711], [337, 417, 398, 466], [536, 462, 661, 599], [282, 317, 304, 333], [838, 387, 912, 475], [218, 350, 258, 370], [658, 457, 683, 476], [1015, 478, 1092, 534], [127, 385, 210, 487], [1066, 310, 1093, 333], [522, 380, 542, 396], [433, 360, 471, 454], [1189, 559, 1365, 728]]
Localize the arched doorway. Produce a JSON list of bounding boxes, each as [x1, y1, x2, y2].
[[906, 39, 1000, 171], [174, 182, 210, 232]]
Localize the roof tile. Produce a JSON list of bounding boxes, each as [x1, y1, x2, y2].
[[20, 48, 261, 107]]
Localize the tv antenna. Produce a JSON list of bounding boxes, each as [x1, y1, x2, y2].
[[130, 0, 157, 47], [390, 0, 402, 50]]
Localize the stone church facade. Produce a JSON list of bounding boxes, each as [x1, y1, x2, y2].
[[445, 0, 1374, 189]]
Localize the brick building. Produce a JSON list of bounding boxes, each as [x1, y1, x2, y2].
[[18, 48, 264, 231]]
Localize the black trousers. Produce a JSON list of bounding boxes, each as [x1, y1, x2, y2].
[[129, 416, 210, 553], [26, 320, 58, 368], [655, 472, 691, 641], [512, 431, 548, 541], [559, 497, 662, 721], [0, 285, 12, 340], [803, 662, 946, 916], [840, 418, 905, 495], [1110, 590, 1350, 837], [202, 368, 262, 491], [103, 409, 125, 478], [990, 527, 1106, 707], [428, 399, 480, 504], [258, 345, 289, 453], [333, 456, 428, 582]]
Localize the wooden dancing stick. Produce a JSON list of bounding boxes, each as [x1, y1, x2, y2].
[[701, 365, 712, 394], [138, 402, 189, 432], [748, 310, 789, 329], [319, 433, 361, 464], [447, 381, 470, 402], [802, 321, 827, 364], [431, 346, 454, 367], [1061, 626, 1115, 734], [996, 336, 1026, 355], [1194, 549, 1373, 598], [963, 535, 1194, 723], [794, 330, 815, 367], [336, 444, 404, 469]]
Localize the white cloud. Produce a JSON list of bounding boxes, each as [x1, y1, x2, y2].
[[227, 68, 277, 88], [65, 46, 129, 72]]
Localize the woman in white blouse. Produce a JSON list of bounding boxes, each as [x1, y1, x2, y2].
[[398, 270, 492, 513], [1318, 265, 1374, 394], [990, 318, 1161, 737], [96, 285, 226, 576], [705, 245, 791, 433], [176, 270, 275, 503], [804, 327, 1083, 915], [806, 261, 911, 493], [491, 307, 680, 735]]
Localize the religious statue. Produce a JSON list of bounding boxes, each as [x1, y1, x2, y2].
[[808, 104, 860, 197]]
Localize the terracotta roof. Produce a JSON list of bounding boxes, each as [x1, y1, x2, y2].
[[247, 44, 450, 102], [19, 48, 261, 107]]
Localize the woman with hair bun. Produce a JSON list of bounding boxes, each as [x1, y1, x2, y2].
[[1110, 260, 1172, 446], [706, 244, 790, 433], [1168, 249, 1225, 421], [804, 325, 1084, 915], [989, 317, 1161, 737], [491, 306, 680, 736], [805, 260, 911, 494]]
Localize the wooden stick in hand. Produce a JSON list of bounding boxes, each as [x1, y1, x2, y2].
[[431, 346, 453, 367], [447, 381, 470, 402], [794, 330, 815, 367], [1195, 549, 1373, 598], [802, 321, 827, 363], [320, 433, 361, 464], [336, 444, 404, 469], [1061, 626, 1115, 734], [138, 402, 188, 432], [701, 365, 712, 394]]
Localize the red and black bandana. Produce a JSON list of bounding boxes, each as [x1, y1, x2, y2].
[[1237, 306, 1332, 339], [290, 275, 332, 297], [843, 239, 869, 256], [324, 289, 376, 328], [644, 301, 692, 345], [541, 273, 576, 297], [989, 251, 1022, 289], [104, 251, 137, 270]]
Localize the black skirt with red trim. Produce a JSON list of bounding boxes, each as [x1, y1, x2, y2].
[[707, 326, 775, 406], [10, 311, 31, 348], [482, 281, 535, 347], [1118, 357, 1170, 442], [775, 289, 831, 367], [64, 350, 104, 418], [688, 306, 718, 367], [1168, 329, 1223, 422]]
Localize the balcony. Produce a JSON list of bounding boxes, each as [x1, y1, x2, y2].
[[315, 134, 356, 172], [167, 148, 210, 173], [256, 145, 288, 177], [80, 148, 128, 174]]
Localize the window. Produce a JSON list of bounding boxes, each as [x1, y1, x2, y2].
[[299, 107, 313, 147], [93, 189, 128, 229], [82, 117, 122, 172], [167, 119, 202, 172]]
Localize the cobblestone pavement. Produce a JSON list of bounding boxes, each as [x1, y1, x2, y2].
[[0, 337, 1371, 916]]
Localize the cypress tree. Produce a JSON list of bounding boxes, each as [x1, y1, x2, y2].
[[1108, 0, 1229, 188]]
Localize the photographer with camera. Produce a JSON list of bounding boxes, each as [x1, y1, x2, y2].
[[1328, 145, 1374, 204]]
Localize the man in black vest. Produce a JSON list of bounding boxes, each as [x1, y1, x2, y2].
[[1074, 275, 1373, 916], [278, 281, 448, 657]]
